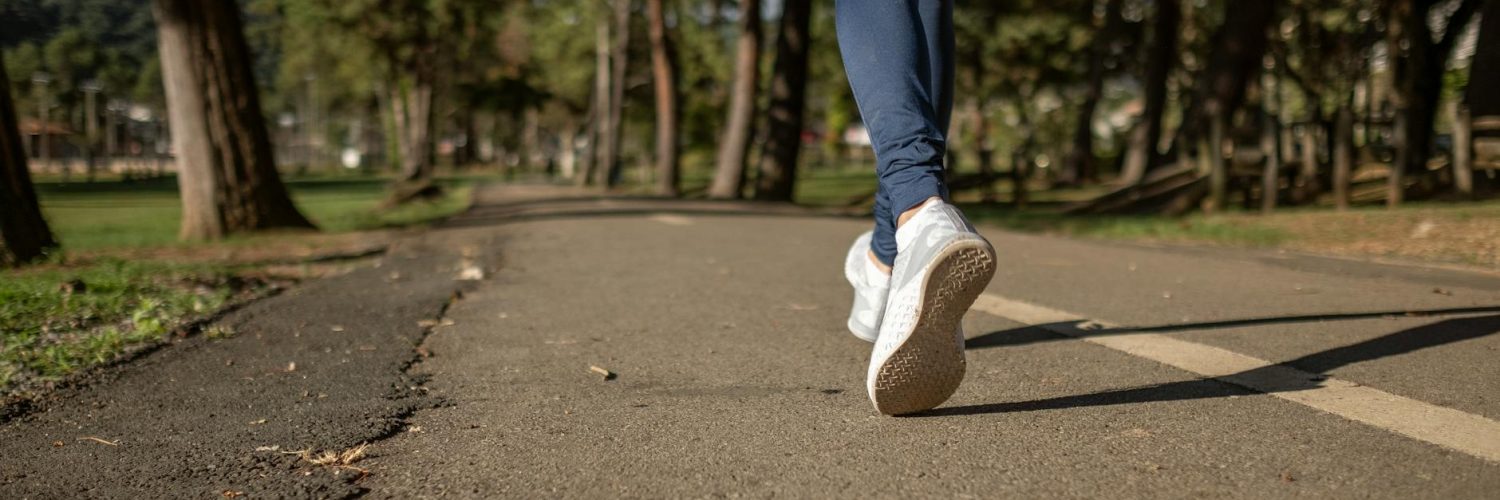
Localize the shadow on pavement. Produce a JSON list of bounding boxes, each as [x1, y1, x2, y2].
[[965, 305, 1500, 350], [441, 194, 868, 230], [922, 314, 1500, 417]]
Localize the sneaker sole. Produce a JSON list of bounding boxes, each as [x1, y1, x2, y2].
[[869, 238, 996, 415]]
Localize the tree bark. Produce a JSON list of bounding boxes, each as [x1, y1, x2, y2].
[[370, 22, 442, 189], [1203, 116, 1227, 213], [754, 0, 813, 201], [1467, 0, 1500, 118], [708, 0, 762, 199], [1063, 0, 1123, 186], [521, 106, 541, 172], [0, 51, 57, 267], [1260, 111, 1281, 213], [153, 0, 313, 241], [1118, 0, 1179, 185], [595, 0, 633, 188], [1451, 101, 1473, 198], [580, 11, 611, 186], [1332, 104, 1354, 210], [1296, 115, 1322, 203], [1387, 0, 1481, 206], [968, 97, 997, 202], [1180, 0, 1277, 167], [646, 0, 680, 196], [559, 114, 580, 180]]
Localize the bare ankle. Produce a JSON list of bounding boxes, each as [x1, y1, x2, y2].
[[897, 196, 943, 228], [867, 250, 892, 275]]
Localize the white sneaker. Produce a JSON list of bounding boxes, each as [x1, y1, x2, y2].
[[867, 199, 996, 415], [844, 230, 889, 342]]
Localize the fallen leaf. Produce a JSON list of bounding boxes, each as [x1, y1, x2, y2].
[[457, 266, 485, 281]]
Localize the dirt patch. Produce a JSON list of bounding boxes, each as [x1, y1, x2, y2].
[[1252, 207, 1500, 269]]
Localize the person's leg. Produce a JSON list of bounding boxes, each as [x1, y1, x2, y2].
[[836, 0, 952, 268], [839, 0, 995, 416], [918, 0, 954, 141]]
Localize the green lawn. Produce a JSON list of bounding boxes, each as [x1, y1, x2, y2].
[[35, 175, 474, 250], [3, 173, 479, 396], [0, 259, 234, 390]]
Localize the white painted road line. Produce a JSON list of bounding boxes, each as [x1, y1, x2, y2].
[[970, 293, 1500, 464]]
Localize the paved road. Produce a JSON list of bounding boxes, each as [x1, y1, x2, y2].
[[4, 183, 1499, 498]]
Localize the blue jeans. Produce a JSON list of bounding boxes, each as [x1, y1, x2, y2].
[[836, 0, 954, 266]]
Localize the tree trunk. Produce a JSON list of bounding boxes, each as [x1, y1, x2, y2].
[[1118, 0, 1179, 185], [1203, 115, 1227, 213], [646, 0, 680, 197], [754, 0, 813, 201], [708, 0, 762, 199], [521, 106, 541, 172], [595, 0, 632, 188], [153, 0, 313, 241], [392, 78, 435, 184], [559, 114, 580, 180], [1011, 148, 1030, 209], [1063, 0, 1123, 186], [1179, 0, 1277, 165], [1332, 104, 1353, 210], [1467, 0, 1500, 118], [580, 12, 611, 186], [968, 97, 996, 202], [0, 51, 57, 267], [1451, 101, 1473, 198], [1260, 111, 1281, 213], [1387, 0, 1481, 206], [1012, 102, 1034, 208], [1297, 114, 1322, 203]]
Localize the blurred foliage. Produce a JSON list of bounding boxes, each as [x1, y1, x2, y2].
[[0, 0, 1490, 185]]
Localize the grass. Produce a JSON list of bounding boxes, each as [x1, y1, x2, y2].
[[0, 259, 236, 391], [35, 175, 475, 251], [767, 162, 1496, 267], [2, 173, 481, 396], [957, 206, 1290, 247]]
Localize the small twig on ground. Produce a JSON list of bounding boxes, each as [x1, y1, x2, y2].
[[590, 365, 617, 380], [79, 436, 119, 446]]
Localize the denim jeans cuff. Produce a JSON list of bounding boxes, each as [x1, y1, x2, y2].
[[887, 180, 945, 222]]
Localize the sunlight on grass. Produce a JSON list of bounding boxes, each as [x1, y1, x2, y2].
[[34, 176, 475, 250], [0, 259, 235, 390], [4, 174, 482, 395]]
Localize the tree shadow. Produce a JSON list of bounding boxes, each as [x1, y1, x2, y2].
[[965, 306, 1500, 350], [917, 313, 1500, 417], [441, 195, 868, 229]]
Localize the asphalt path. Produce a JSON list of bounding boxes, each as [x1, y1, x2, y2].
[[3, 183, 1497, 498]]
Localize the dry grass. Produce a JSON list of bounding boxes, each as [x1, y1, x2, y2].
[[301, 443, 369, 467]]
